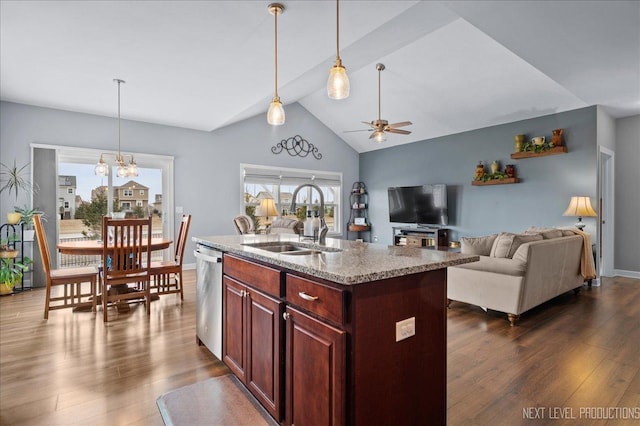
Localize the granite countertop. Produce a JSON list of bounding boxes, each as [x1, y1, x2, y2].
[[193, 234, 479, 285]]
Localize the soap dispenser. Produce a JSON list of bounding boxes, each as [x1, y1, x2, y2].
[[312, 210, 320, 240], [303, 210, 313, 238]]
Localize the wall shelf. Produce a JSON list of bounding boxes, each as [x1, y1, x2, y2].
[[472, 177, 519, 186], [511, 146, 567, 159]]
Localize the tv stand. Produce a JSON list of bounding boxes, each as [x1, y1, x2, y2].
[[392, 226, 449, 249]]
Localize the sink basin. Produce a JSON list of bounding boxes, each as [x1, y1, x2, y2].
[[242, 241, 340, 255]]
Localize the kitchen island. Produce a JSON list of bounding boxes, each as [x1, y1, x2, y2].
[[193, 234, 478, 425]]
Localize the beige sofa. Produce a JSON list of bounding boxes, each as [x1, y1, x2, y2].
[[447, 230, 590, 326]]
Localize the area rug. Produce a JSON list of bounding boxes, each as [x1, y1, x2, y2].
[[156, 374, 278, 426]]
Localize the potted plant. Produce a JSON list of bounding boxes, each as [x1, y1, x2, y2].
[[0, 235, 20, 259], [0, 256, 32, 295], [1, 160, 37, 224], [14, 206, 46, 241]]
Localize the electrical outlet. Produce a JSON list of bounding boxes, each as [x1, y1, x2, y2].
[[373, 235, 379, 242], [395, 317, 415, 342]]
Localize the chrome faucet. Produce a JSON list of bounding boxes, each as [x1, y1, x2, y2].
[[290, 183, 328, 243]]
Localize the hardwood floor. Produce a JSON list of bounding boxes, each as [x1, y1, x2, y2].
[[1, 272, 638, 425]]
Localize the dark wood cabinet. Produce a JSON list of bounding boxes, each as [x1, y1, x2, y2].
[[222, 274, 284, 421], [222, 253, 447, 425], [285, 306, 346, 426]]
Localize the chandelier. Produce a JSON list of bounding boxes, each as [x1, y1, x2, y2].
[[95, 79, 139, 178]]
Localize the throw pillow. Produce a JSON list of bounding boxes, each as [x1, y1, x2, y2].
[[490, 232, 543, 258], [460, 234, 498, 256], [525, 226, 563, 239]]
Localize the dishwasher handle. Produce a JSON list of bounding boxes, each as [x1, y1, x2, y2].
[[194, 250, 222, 263]]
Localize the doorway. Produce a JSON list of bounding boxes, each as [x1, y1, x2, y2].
[[598, 147, 615, 278]]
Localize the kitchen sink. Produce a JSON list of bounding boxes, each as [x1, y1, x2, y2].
[[242, 241, 340, 255]]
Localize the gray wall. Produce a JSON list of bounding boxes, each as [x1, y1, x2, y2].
[[615, 115, 640, 274], [360, 107, 599, 245], [0, 101, 360, 270]]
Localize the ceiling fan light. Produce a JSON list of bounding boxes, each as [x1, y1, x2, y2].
[[327, 60, 349, 100], [267, 97, 285, 125], [373, 131, 386, 144]]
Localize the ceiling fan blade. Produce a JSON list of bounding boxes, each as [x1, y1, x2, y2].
[[386, 128, 412, 135], [343, 129, 372, 133], [368, 132, 378, 139], [387, 121, 412, 128], [362, 121, 376, 128]]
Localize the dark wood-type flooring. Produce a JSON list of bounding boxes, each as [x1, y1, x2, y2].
[[1, 271, 638, 425]]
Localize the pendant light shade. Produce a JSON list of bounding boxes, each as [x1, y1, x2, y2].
[[267, 96, 285, 125], [327, 0, 349, 99], [267, 3, 285, 125]]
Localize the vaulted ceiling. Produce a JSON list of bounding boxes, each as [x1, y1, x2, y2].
[[1, 1, 639, 153]]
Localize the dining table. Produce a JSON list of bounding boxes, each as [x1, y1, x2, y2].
[[57, 237, 172, 256], [57, 237, 173, 312]]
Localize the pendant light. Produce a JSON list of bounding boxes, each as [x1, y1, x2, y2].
[[267, 3, 285, 125], [95, 79, 139, 177], [327, 0, 349, 99]]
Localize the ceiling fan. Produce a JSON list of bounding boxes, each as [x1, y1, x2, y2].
[[345, 63, 412, 143]]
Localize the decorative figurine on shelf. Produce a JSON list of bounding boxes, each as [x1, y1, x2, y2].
[[505, 164, 516, 178], [514, 134, 525, 152], [490, 160, 500, 175], [474, 161, 486, 180], [531, 136, 545, 146], [551, 128, 564, 146]]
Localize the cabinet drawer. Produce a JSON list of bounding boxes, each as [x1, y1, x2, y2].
[[286, 274, 345, 325], [223, 254, 282, 297]]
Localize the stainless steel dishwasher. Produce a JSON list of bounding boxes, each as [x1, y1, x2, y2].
[[194, 243, 223, 359]]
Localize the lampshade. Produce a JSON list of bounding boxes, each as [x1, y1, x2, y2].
[[267, 97, 285, 126], [257, 198, 279, 219], [563, 196, 597, 230], [563, 196, 597, 217], [328, 60, 350, 99]]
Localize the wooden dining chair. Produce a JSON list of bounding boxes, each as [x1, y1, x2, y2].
[[33, 215, 98, 319], [150, 214, 191, 300], [102, 216, 152, 322]]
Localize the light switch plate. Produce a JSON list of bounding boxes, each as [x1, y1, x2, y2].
[[395, 317, 416, 342]]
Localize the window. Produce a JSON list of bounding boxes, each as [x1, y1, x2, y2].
[[241, 164, 342, 235], [140, 189, 145, 195], [64, 201, 69, 208], [121, 202, 131, 210], [123, 189, 133, 197], [136, 200, 143, 207], [67, 188, 73, 194]]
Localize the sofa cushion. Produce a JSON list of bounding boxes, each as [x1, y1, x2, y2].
[[461, 234, 498, 256], [525, 226, 564, 239], [490, 232, 543, 258], [453, 255, 527, 276]]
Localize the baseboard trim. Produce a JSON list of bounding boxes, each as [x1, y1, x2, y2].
[[184, 262, 196, 271], [613, 269, 640, 279]]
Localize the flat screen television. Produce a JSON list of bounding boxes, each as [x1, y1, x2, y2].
[[388, 184, 448, 225]]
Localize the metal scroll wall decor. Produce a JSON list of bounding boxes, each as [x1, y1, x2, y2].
[[271, 135, 322, 160]]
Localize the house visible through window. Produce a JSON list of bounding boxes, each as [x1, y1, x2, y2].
[[67, 188, 73, 194], [64, 201, 69, 208], [140, 189, 145, 195], [123, 189, 133, 197], [241, 164, 342, 235]]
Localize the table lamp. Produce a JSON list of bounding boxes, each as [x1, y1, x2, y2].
[[563, 196, 597, 230], [257, 197, 279, 225]]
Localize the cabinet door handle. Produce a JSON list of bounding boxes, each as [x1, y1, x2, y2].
[[298, 292, 319, 301], [283, 312, 290, 320]]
